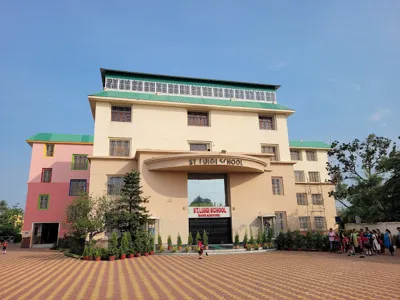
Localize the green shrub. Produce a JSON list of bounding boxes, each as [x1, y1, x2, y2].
[[177, 233, 182, 247], [120, 232, 129, 255], [148, 234, 155, 252], [306, 231, 314, 249], [108, 231, 119, 257], [285, 230, 293, 249], [243, 230, 248, 245], [203, 230, 208, 246], [134, 231, 144, 254], [249, 229, 255, 246], [64, 250, 81, 259], [126, 232, 134, 255], [314, 231, 323, 250], [158, 234, 163, 248], [196, 231, 201, 242], [276, 233, 286, 250], [100, 248, 109, 260], [188, 232, 193, 246], [234, 232, 240, 246], [167, 235, 172, 246], [257, 230, 263, 246], [70, 238, 85, 255]]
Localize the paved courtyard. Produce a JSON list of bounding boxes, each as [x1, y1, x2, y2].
[[1, 246, 400, 300]]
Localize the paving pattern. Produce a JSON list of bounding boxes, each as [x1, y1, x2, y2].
[[1, 246, 400, 300]]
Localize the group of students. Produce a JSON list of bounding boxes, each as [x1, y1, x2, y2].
[[328, 227, 398, 257]]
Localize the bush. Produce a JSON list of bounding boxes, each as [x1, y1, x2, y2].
[[276, 233, 286, 250], [203, 230, 208, 246], [196, 231, 201, 243], [257, 230, 263, 246], [134, 230, 145, 254], [70, 238, 85, 255], [100, 248, 109, 260], [126, 232, 134, 255], [249, 229, 255, 246], [188, 232, 193, 246], [285, 230, 293, 249], [306, 231, 314, 249], [234, 232, 240, 246], [314, 231, 323, 250], [167, 235, 172, 246], [243, 230, 248, 245], [120, 232, 129, 255], [177, 233, 182, 247], [148, 234, 155, 252], [108, 231, 119, 257], [157, 234, 163, 249], [14, 234, 22, 243], [64, 250, 81, 259]]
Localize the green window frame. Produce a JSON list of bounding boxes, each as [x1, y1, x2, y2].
[[38, 194, 50, 210], [71, 154, 89, 170]]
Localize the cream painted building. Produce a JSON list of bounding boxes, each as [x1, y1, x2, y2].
[[88, 68, 336, 244]]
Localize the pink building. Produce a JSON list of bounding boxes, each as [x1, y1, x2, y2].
[[22, 133, 93, 248]]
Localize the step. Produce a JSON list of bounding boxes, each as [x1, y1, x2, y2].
[[158, 248, 276, 255]]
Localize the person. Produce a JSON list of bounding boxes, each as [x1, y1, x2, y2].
[[2, 240, 8, 255], [384, 229, 394, 256], [328, 228, 336, 253], [197, 238, 204, 259], [397, 227, 400, 247], [376, 229, 384, 254], [349, 229, 358, 255], [362, 231, 372, 256], [371, 230, 381, 255], [343, 235, 350, 255]]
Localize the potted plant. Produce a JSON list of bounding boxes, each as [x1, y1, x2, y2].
[[108, 231, 119, 261], [203, 230, 209, 250], [249, 228, 255, 249], [185, 245, 189, 252], [294, 230, 303, 251], [188, 232, 193, 251], [257, 230, 263, 249], [126, 232, 135, 258], [196, 231, 201, 244], [149, 234, 155, 255], [94, 248, 101, 261], [158, 245, 165, 253], [120, 232, 129, 260], [167, 235, 172, 251], [172, 246, 177, 253], [286, 230, 293, 250], [246, 244, 252, 251], [243, 230, 248, 249], [177, 233, 183, 251], [82, 244, 90, 260], [234, 232, 240, 249], [262, 229, 267, 249], [143, 232, 150, 256], [134, 230, 143, 257], [157, 234, 163, 251], [306, 231, 313, 251], [267, 228, 274, 249]]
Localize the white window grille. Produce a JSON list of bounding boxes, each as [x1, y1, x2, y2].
[[156, 82, 167, 93], [119, 79, 131, 90], [202, 87, 213, 97], [168, 84, 179, 94], [180, 85, 190, 95], [144, 81, 155, 92], [234, 89, 245, 99], [132, 80, 143, 91], [213, 88, 223, 98], [245, 90, 255, 100], [255, 91, 266, 101], [224, 88, 234, 98], [106, 78, 118, 89], [191, 86, 201, 96]]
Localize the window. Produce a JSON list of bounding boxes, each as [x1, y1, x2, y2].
[[223, 88, 234, 98], [109, 139, 130, 157], [187, 111, 209, 126], [72, 154, 88, 170], [105, 78, 118, 89], [261, 145, 278, 161], [45, 144, 54, 157], [213, 88, 223, 98], [245, 90, 255, 100], [168, 83, 179, 94], [69, 179, 87, 196], [38, 194, 49, 210], [255, 91, 265, 101], [299, 217, 310, 230], [309, 172, 320, 183], [312, 194, 324, 205], [294, 171, 305, 183], [131, 80, 143, 91], [189, 143, 210, 151], [107, 176, 124, 195], [314, 216, 326, 230], [272, 177, 283, 195], [111, 106, 131, 122], [180, 85, 190, 95], [41, 168, 52, 183], [156, 82, 167, 93], [119, 79, 131, 90], [266, 92, 276, 102], [275, 211, 287, 234], [191, 86, 201, 96], [306, 151, 317, 161], [144, 81, 155, 92], [202, 87, 213, 97], [290, 150, 302, 161], [259, 116, 275, 130], [234, 89, 244, 99], [296, 193, 308, 205]]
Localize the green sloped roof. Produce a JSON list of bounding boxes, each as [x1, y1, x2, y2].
[[89, 90, 294, 112], [27, 133, 94, 143], [289, 140, 331, 149]]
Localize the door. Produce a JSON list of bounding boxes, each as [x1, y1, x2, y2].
[[189, 218, 232, 244]]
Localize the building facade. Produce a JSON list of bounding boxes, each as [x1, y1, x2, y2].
[[21, 134, 93, 248], [87, 69, 336, 245], [22, 69, 336, 247]]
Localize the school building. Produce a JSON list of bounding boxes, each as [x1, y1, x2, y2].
[[22, 68, 336, 247]]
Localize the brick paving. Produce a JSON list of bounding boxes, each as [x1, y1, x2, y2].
[[1, 246, 400, 299]]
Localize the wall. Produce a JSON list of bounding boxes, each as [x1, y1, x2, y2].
[[291, 149, 330, 182], [93, 102, 291, 160]]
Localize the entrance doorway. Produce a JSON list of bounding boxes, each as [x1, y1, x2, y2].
[[189, 218, 232, 244], [188, 174, 232, 244], [33, 223, 59, 245]]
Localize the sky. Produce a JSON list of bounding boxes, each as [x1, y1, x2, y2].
[[0, 1, 399, 207]]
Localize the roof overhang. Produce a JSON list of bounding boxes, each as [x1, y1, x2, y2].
[[143, 153, 269, 173]]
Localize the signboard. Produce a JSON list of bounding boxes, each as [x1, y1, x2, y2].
[[188, 206, 231, 218], [189, 158, 243, 166]]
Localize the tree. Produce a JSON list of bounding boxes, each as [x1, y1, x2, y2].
[[189, 195, 213, 207], [327, 134, 394, 222], [65, 194, 109, 241], [105, 171, 150, 236], [0, 200, 23, 236]]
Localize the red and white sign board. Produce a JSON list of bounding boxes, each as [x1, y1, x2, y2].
[[188, 206, 231, 218]]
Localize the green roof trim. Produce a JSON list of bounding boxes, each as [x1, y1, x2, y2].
[[89, 90, 294, 112], [27, 133, 94, 144], [289, 140, 331, 149], [101, 68, 280, 92]]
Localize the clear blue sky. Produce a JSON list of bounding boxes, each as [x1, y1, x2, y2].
[[1, 1, 399, 207]]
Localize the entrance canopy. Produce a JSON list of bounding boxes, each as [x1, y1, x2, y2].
[[144, 153, 269, 173]]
